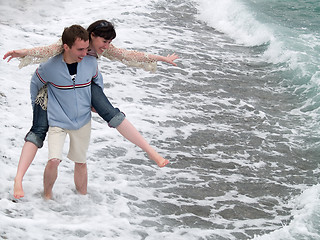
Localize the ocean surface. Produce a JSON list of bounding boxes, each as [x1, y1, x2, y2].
[[0, 0, 319, 239]]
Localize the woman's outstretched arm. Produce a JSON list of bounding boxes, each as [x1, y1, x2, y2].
[[3, 39, 63, 68], [102, 44, 179, 72]]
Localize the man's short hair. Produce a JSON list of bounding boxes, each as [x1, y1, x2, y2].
[[62, 25, 89, 48]]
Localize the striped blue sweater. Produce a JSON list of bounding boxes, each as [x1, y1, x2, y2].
[[30, 54, 103, 130]]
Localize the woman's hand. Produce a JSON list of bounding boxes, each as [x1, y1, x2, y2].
[[163, 53, 179, 66], [3, 49, 28, 62]]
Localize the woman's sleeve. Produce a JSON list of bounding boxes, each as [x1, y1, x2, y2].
[[101, 44, 158, 72], [18, 39, 64, 68]]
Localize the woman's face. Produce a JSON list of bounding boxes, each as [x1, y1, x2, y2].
[[91, 34, 112, 54]]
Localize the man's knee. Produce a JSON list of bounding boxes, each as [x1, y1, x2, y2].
[[75, 162, 86, 167], [75, 162, 87, 172], [47, 158, 61, 168]]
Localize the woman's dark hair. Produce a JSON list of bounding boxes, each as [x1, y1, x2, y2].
[[87, 20, 116, 41]]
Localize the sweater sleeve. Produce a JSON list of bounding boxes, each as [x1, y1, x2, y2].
[[101, 44, 157, 72], [19, 39, 63, 69], [92, 67, 104, 89], [30, 67, 47, 107]]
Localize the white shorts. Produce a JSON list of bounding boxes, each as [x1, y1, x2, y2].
[[48, 121, 91, 163]]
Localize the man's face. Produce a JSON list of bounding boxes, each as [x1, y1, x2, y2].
[[64, 38, 89, 63]]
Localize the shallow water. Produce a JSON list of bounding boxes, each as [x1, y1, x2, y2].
[[0, 0, 320, 239]]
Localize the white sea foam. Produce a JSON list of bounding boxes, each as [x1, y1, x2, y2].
[[195, 0, 273, 47], [252, 184, 320, 240], [194, 0, 320, 86]]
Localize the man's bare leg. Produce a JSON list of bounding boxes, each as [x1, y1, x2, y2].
[[116, 119, 169, 167], [43, 158, 60, 200], [14, 141, 38, 199], [74, 163, 87, 195]]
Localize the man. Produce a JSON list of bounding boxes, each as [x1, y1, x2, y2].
[[30, 25, 103, 199]]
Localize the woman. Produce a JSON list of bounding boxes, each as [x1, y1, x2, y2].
[[4, 20, 179, 199]]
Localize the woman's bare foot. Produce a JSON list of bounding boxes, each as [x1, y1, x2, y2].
[[14, 178, 25, 199], [147, 150, 169, 167], [158, 158, 169, 167]]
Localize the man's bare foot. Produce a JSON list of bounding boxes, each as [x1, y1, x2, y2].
[[147, 151, 169, 167], [14, 178, 25, 199], [43, 192, 53, 200]]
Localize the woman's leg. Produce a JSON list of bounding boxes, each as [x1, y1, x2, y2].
[[14, 142, 38, 199], [14, 103, 49, 199], [116, 119, 169, 167], [91, 82, 169, 167]]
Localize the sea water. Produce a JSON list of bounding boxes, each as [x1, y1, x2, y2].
[[0, 0, 319, 239]]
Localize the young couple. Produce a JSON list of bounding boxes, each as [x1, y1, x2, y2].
[[3, 20, 179, 200]]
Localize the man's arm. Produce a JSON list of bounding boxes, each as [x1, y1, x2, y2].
[[92, 67, 104, 89], [30, 67, 47, 106]]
